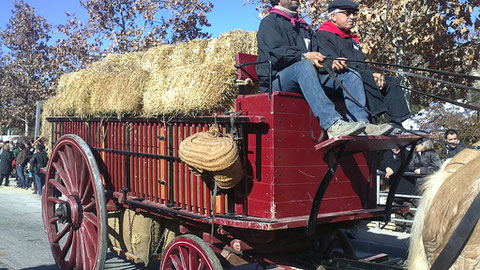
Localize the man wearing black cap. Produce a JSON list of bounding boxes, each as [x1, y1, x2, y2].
[[256, 0, 393, 137], [313, 0, 410, 129]]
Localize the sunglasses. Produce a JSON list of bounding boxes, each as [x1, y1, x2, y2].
[[337, 10, 358, 16]]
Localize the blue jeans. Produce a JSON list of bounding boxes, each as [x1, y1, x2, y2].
[[272, 60, 367, 129], [16, 165, 25, 187], [319, 68, 369, 122], [34, 172, 45, 195]]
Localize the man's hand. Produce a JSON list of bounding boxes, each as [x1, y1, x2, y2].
[[373, 73, 385, 90], [305, 52, 325, 68], [331, 57, 348, 72], [414, 168, 421, 174], [385, 167, 394, 179]]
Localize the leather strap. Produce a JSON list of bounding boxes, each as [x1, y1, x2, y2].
[[430, 189, 480, 270]]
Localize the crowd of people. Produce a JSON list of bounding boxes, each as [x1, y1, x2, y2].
[[0, 139, 48, 196], [379, 129, 465, 232]]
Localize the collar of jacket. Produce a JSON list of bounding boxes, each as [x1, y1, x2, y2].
[[269, 7, 309, 29]]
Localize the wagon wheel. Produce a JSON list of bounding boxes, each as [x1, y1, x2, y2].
[[41, 134, 107, 270], [160, 234, 223, 270]]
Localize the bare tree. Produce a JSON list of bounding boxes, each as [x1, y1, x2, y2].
[[0, 0, 52, 134]]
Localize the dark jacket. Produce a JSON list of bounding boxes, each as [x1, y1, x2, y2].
[[0, 150, 14, 175], [380, 149, 416, 195], [445, 143, 466, 159], [30, 151, 48, 174], [15, 149, 29, 167], [256, 12, 313, 92], [313, 30, 369, 75], [313, 28, 410, 122], [407, 141, 442, 175]]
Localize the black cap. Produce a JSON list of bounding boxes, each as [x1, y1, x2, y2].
[[328, 0, 359, 12]]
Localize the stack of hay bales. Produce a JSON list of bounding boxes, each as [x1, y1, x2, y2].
[[43, 30, 257, 119], [42, 30, 257, 148]]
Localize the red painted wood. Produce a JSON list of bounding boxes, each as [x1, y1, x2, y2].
[[132, 122, 138, 196], [162, 125, 168, 205], [153, 123, 159, 202], [235, 52, 258, 81], [185, 124, 192, 211], [173, 123, 179, 208]]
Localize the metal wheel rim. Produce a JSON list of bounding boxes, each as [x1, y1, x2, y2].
[[42, 134, 107, 270]]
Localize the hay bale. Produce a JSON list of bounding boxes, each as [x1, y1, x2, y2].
[[142, 30, 258, 117], [43, 30, 257, 121]]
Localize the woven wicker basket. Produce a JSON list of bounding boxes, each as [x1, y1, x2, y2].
[[179, 129, 243, 189]]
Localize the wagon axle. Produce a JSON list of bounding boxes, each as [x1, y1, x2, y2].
[[54, 196, 83, 228]]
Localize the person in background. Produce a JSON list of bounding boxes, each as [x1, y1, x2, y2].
[[12, 142, 20, 185], [444, 129, 465, 159], [15, 143, 28, 189], [29, 143, 48, 196], [380, 148, 418, 232], [313, 0, 410, 129], [0, 144, 14, 186], [25, 142, 35, 191], [408, 139, 442, 187], [256, 0, 393, 138]]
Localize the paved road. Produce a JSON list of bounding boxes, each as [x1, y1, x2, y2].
[[0, 177, 410, 270], [0, 179, 151, 270]]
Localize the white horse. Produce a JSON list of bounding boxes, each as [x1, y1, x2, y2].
[[408, 142, 480, 269]]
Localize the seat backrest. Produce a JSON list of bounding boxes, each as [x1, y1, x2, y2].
[[235, 53, 259, 81]]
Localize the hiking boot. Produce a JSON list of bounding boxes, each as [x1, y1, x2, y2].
[[362, 123, 394, 136], [327, 119, 366, 138]]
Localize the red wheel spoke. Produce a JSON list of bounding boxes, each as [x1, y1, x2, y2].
[[48, 176, 69, 197], [197, 260, 205, 270], [47, 196, 65, 204], [82, 226, 97, 270], [178, 246, 188, 270], [82, 214, 99, 266], [79, 228, 90, 270], [77, 153, 87, 198], [83, 212, 98, 228], [53, 223, 71, 243], [75, 230, 84, 270], [81, 180, 93, 205], [189, 246, 194, 270], [58, 150, 75, 194], [83, 200, 95, 212], [64, 145, 78, 194], [169, 254, 183, 270], [59, 228, 74, 260], [49, 217, 60, 224], [58, 145, 75, 193], [52, 162, 73, 195], [66, 230, 77, 269]]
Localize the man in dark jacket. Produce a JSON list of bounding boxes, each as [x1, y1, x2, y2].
[[256, 0, 392, 138], [0, 144, 14, 186], [444, 129, 465, 159], [313, 0, 410, 127], [30, 143, 48, 195], [380, 148, 417, 195], [15, 143, 29, 188]]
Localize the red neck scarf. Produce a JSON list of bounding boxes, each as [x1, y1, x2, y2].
[[269, 7, 308, 29], [318, 21, 359, 44]]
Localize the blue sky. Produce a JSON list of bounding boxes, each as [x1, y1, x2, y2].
[[0, 0, 262, 39]]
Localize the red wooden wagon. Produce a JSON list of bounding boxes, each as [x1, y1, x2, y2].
[[41, 53, 420, 270]]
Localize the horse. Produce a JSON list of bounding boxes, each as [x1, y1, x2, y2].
[[408, 141, 480, 269]]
